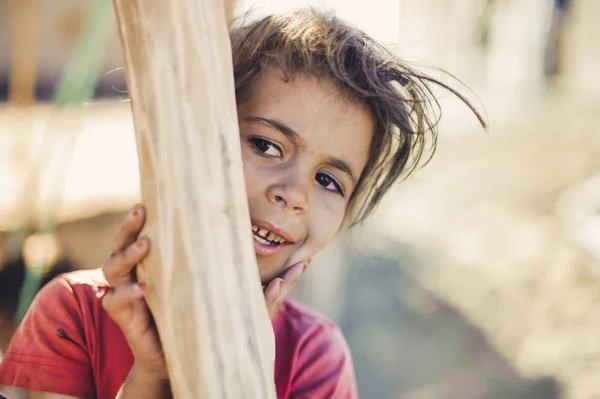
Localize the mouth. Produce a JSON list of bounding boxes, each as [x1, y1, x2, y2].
[[251, 219, 294, 257]]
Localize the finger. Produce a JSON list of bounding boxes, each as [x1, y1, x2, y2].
[[101, 282, 146, 321], [264, 278, 284, 306], [264, 260, 309, 320], [110, 204, 146, 254], [264, 278, 285, 320], [264, 260, 309, 304], [278, 260, 308, 300], [103, 236, 150, 287]]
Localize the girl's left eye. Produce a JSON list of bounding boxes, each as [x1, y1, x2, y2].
[[316, 172, 344, 196], [250, 137, 283, 158]]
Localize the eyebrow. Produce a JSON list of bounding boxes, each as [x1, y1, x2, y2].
[[244, 116, 357, 184], [244, 116, 303, 144], [325, 157, 357, 185]]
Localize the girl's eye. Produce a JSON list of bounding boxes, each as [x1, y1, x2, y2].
[[250, 137, 283, 158], [316, 172, 344, 196]]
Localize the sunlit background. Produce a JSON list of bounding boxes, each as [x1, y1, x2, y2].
[[1, 0, 599, 398]]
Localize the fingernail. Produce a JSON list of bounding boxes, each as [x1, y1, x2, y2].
[[278, 279, 285, 289], [302, 264, 308, 273], [135, 237, 146, 248], [137, 282, 147, 292]]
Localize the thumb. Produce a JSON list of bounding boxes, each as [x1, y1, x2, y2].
[[265, 259, 310, 320], [279, 259, 310, 297]]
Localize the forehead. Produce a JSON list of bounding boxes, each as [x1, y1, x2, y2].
[[238, 69, 374, 169]]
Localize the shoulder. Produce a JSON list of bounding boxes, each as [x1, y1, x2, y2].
[[276, 299, 336, 332], [277, 299, 350, 360], [41, 268, 107, 301], [60, 268, 110, 291], [7, 268, 112, 355], [8, 268, 111, 342], [21, 269, 108, 320], [0, 270, 106, 398], [19, 268, 107, 321], [38, 268, 108, 295], [274, 300, 358, 398]]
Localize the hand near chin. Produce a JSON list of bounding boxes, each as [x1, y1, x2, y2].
[[263, 259, 310, 320], [101, 204, 309, 383]]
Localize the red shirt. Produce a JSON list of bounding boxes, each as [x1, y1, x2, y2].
[[0, 269, 357, 398]]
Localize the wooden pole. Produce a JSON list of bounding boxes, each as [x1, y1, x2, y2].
[[112, 1, 276, 398]]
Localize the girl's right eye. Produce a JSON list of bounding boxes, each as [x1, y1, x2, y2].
[[250, 137, 283, 158]]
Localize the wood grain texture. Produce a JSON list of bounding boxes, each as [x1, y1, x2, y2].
[[112, 1, 276, 397]]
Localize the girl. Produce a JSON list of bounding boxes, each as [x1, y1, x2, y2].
[[0, 9, 483, 399]]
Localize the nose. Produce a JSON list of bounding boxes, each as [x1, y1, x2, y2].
[[267, 176, 309, 213]]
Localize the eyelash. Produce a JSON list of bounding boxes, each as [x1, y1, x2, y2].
[[250, 137, 283, 158], [249, 137, 345, 197], [316, 172, 344, 196]]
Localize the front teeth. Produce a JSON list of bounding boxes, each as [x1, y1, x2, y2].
[[254, 235, 273, 246], [251, 224, 286, 244]]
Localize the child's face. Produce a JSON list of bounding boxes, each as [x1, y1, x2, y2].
[[237, 69, 374, 282]]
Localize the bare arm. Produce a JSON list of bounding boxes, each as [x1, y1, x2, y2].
[[0, 386, 79, 399], [115, 366, 172, 399], [1, 367, 171, 399]]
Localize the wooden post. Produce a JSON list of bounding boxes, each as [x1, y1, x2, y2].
[[112, 1, 276, 398]]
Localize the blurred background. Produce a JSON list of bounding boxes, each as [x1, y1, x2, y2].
[[1, 0, 599, 397]]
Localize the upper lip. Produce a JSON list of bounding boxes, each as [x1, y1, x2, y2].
[[251, 218, 295, 243]]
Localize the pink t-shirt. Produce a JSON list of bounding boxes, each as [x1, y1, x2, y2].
[[0, 269, 358, 398]]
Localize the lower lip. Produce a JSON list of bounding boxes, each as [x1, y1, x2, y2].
[[252, 234, 290, 257]]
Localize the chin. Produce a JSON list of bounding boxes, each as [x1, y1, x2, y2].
[[257, 258, 285, 283]]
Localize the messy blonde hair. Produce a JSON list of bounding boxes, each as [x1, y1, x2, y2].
[[230, 9, 485, 224]]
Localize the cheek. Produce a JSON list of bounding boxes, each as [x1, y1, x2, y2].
[[302, 197, 345, 255], [241, 148, 263, 198]]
